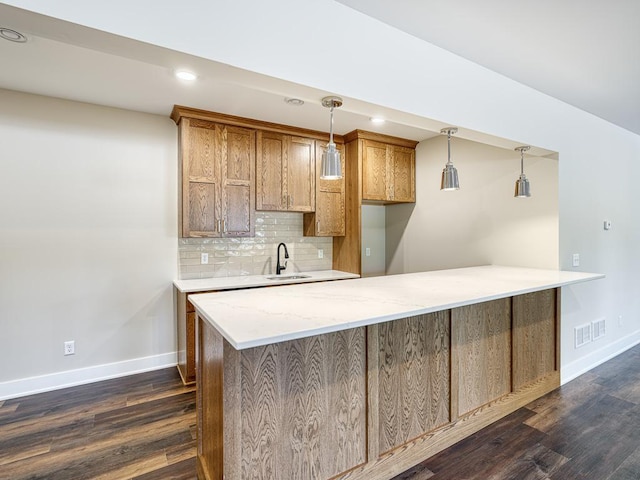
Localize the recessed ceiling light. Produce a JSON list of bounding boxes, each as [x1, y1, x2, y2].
[[370, 117, 385, 124], [175, 70, 197, 81], [285, 97, 304, 106], [0, 27, 28, 43]]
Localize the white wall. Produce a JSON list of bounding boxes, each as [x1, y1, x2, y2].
[[0, 89, 178, 398], [386, 136, 558, 274], [5, 0, 640, 383], [361, 205, 386, 277]]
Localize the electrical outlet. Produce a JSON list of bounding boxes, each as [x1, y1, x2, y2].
[[64, 340, 75, 356], [318, 249, 323, 259], [365, 247, 371, 257], [200, 253, 209, 264], [572, 253, 580, 267]]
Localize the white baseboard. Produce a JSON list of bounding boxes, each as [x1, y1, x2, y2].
[[561, 330, 640, 384], [0, 352, 177, 401]]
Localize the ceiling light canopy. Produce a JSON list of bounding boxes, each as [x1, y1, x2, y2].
[[440, 127, 460, 191], [514, 146, 531, 198], [320, 96, 343, 180]]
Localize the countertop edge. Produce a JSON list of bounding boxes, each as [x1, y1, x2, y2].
[[190, 266, 605, 351], [173, 269, 360, 293]]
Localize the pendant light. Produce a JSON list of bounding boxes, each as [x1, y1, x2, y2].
[[514, 146, 531, 198], [440, 127, 460, 190], [320, 96, 343, 180]]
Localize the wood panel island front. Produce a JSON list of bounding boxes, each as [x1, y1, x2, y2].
[[188, 266, 603, 480]]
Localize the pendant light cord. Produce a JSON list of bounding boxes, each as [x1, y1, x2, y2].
[[446, 130, 452, 166], [329, 104, 335, 144]]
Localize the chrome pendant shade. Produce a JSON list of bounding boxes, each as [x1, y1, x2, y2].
[[320, 96, 343, 180], [440, 127, 460, 190], [514, 146, 531, 198]]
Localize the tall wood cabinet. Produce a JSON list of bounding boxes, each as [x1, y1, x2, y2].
[[173, 113, 255, 238], [304, 141, 345, 237], [256, 132, 315, 212], [333, 130, 418, 275]]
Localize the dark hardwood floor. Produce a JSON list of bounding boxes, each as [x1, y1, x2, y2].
[[1, 344, 639, 480]]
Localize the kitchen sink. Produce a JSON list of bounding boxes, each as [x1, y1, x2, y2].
[[265, 274, 311, 281]]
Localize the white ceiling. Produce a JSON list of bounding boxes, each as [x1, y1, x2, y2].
[[338, 0, 640, 135], [1, 0, 635, 157], [0, 2, 440, 144]]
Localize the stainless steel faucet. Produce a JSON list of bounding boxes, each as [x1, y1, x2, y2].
[[276, 242, 289, 275]]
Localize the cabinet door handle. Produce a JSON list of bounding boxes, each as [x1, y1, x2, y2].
[[317, 220, 320, 232], [289, 194, 293, 208], [222, 218, 226, 233], [216, 219, 221, 232]]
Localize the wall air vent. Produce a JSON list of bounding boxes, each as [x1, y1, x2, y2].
[[592, 318, 606, 340], [575, 323, 592, 348]]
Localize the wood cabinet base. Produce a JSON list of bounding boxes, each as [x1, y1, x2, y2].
[[196, 289, 560, 480]]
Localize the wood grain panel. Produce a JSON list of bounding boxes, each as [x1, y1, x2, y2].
[[377, 312, 450, 454], [256, 131, 285, 211], [223, 184, 251, 236], [225, 126, 252, 182], [286, 136, 315, 212], [391, 146, 415, 202], [452, 299, 511, 416], [304, 141, 345, 237], [220, 125, 255, 237], [362, 140, 389, 201], [332, 139, 362, 274], [237, 328, 366, 479], [512, 289, 557, 390], [187, 120, 217, 181], [315, 190, 345, 236], [188, 182, 217, 236], [196, 316, 223, 480]]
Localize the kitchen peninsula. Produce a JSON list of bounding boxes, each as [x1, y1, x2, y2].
[[189, 265, 603, 480]]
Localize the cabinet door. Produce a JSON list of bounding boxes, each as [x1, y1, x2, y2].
[[181, 118, 220, 237], [220, 125, 255, 236], [310, 141, 345, 236], [256, 131, 286, 211], [362, 140, 390, 201], [391, 146, 415, 202], [286, 136, 315, 212]]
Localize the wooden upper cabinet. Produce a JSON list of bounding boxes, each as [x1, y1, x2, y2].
[[362, 138, 416, 203], [177, 116, 255, 238], [220, 125, 255, 236], [304, 142, 345, 237], [390, 145, 416, 202], [256, 132, 315, 212], [362, 140, 390, 201]]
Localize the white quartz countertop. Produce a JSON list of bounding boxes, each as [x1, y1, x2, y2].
[[173, 270, 360, 293], [189, 265, 604, 350]]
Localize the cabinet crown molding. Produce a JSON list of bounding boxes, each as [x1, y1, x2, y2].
[[343, 129, 419, 149], [171, 105, 344, 143]]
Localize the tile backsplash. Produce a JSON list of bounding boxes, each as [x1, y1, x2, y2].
[[178, 212, 333, 279]]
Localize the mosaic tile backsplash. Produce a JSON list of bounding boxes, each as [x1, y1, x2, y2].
[[178, 212, 333, 279]]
